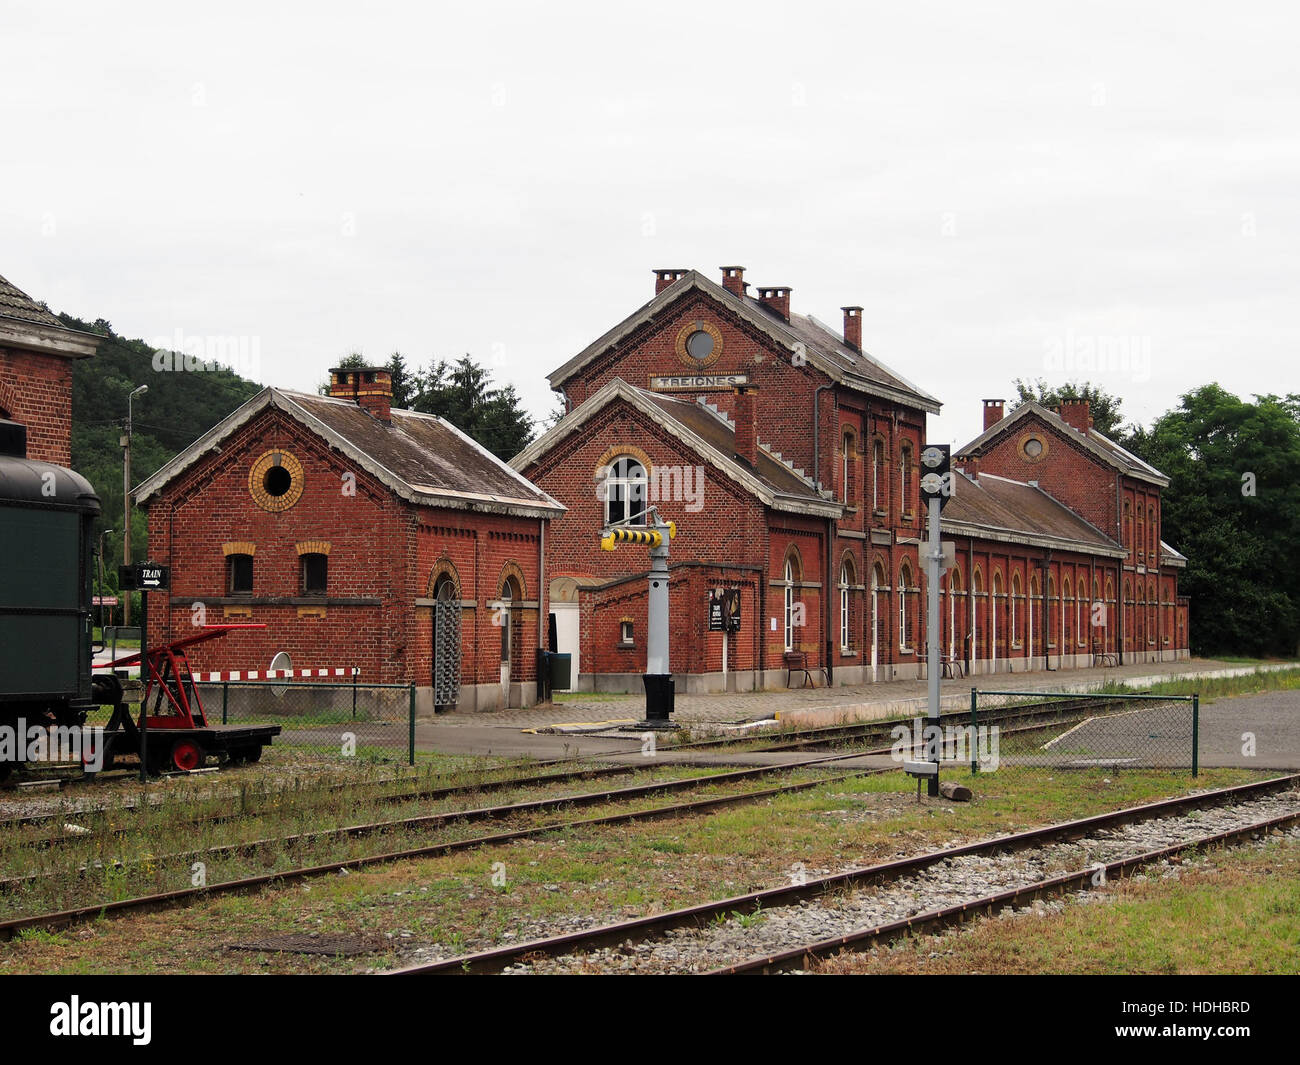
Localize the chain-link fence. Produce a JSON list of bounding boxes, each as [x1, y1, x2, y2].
[[199, 680, 416, 764], [957, 689, 1199, 777]]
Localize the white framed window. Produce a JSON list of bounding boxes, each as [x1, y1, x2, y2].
[[872, 439, 884, 511], [783, 558, 795, 652], [898, 563, 912, 651], [839, 560, 853, 651], [604, 457, 647, 525]]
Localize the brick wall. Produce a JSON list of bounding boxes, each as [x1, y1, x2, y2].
[[144, 408, 546, 688], [0, 347, 73, 465]]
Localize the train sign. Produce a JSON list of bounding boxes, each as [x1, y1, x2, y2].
[[118, 562, 170, 590]]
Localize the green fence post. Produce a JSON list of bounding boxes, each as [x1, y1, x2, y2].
[[970, 687, 978, 774], [1191, 693, 1199, 778], [222, 681, 228, 725], [408, 684, 416, 767], [352, 670, 358, 721]]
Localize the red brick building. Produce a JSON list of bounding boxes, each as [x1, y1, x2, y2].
[[135, 368, 564, 713], [0, 273, 100, 464], [515, 266, 1188, 692]]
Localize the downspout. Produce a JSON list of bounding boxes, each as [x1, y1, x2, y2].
[[967, 539, 975, 674], [538, 518, 546, 651], [1043, 550, 1054, 671], [1116, 473, 1125, 666], [811, 382, 836, 681]]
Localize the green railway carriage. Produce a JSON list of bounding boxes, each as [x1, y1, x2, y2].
[[0, 418, 102, 775]]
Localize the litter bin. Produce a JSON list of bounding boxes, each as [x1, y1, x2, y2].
[[549, 652, 572, 692]]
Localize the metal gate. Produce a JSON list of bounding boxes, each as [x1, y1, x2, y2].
[[433, 598, 461, 709]]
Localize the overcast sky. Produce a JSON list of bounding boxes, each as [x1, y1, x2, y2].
[[4, 1, 1295, 448]]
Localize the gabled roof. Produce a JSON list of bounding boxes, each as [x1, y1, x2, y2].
[[957, 401, 1169, 487], [0, 272, 100, 359], [510, 378, 844, 518], [547, 269, 941, 414], [941, 471, 1126, 558], [135, 387, 564, 518]]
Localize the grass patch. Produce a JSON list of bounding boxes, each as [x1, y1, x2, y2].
[[818, 833, 1300, 974]]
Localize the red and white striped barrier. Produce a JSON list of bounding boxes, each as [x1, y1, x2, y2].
[[194, 668, 360, 682]]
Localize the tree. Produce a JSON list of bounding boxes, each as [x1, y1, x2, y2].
[[1127, 385, 1300, 657], [1010, 378, 1128, 440], [410, 355, 535, 460]]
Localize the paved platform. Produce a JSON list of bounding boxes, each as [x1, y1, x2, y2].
[[413, 658, 1300, 770], [430, 658, 1295, 731]]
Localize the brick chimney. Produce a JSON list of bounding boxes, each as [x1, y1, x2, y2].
[[720, 266, 747, 298], [842, 306, 863, 351], [757, 286, 791, 322], [330, 366, 393, 424], [962, 454, 980, 480], [653, 268, 688, 295], [982, 399, 1005, 431], [1058, 400, 1091, 436], [732, 386, 758, 468]]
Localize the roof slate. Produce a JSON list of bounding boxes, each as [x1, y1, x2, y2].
[[943, 471, 1122, 553], [0, 272, 64, 327]]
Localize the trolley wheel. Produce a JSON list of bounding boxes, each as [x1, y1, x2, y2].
[[170, 739, 205, 773], [236, 746, 263, 764], [0, 763, 13, 784]]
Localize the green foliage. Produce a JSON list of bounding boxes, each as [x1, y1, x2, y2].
[[61, 315, 262, 591], [409, 354, 535, 461], [1010, 378, 1129, 440], [1126, 385, 1300, 657], [320, 351, 534, 460]]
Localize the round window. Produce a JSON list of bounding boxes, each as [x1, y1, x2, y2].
[[263, 465, 293, 497], [249, 449, 305, 512], [1024, 438, 1043, 457], [685, 329, 715, 361]]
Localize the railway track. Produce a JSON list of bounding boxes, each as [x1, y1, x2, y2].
[[0, 751, 894, 938], [385, 773, 1300, 975], [0, 693, 1122, 834]]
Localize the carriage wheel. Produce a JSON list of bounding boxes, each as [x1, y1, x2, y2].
[[170, 739, 205, 772]]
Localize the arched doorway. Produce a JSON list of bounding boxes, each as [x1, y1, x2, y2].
[[499, 576, 520, 706], [431, 573, 461, 712], [870, 562, 885, 682], [549, 576, 583, 691]]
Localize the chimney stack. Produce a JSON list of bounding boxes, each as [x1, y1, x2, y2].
[[983, 399, 1005, 431], [1058, 400, 1091, 436], [653, 268, 688, 295], [720, 265, 747, 298], [842, 306, 863, 351], [732, 386, 758, 468], [757, 286, 791, 322], [330, 366, 393, 424]]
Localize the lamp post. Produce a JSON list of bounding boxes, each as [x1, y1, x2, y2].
[[122, 385, 148, 626]]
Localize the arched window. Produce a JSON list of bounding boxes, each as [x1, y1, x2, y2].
[[1148, 506, 1156, 560], [604, 457, 647, 525], [1148, 580, 1157, 644], [840, 431, 854, 505], [872, 439, 885, 512], [1048, 576, 1056, 647], [839, 557, 855, 651], [783, 552, 801, 653], [947, 567, 961, 658], [992, 571, 1003, 662], [1136, 509, 1145, 562], [1124, 501, 1133, 553], [900, 443, 914, 516], [1029, 572, 1040, 659], [1062, 575, 1072, 649], [1011, 572, 1021, 647], [898, 561, 913, 651]]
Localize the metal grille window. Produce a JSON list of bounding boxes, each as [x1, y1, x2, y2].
[[300, 553, 327, 596], [227, 553, 253, 596]]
